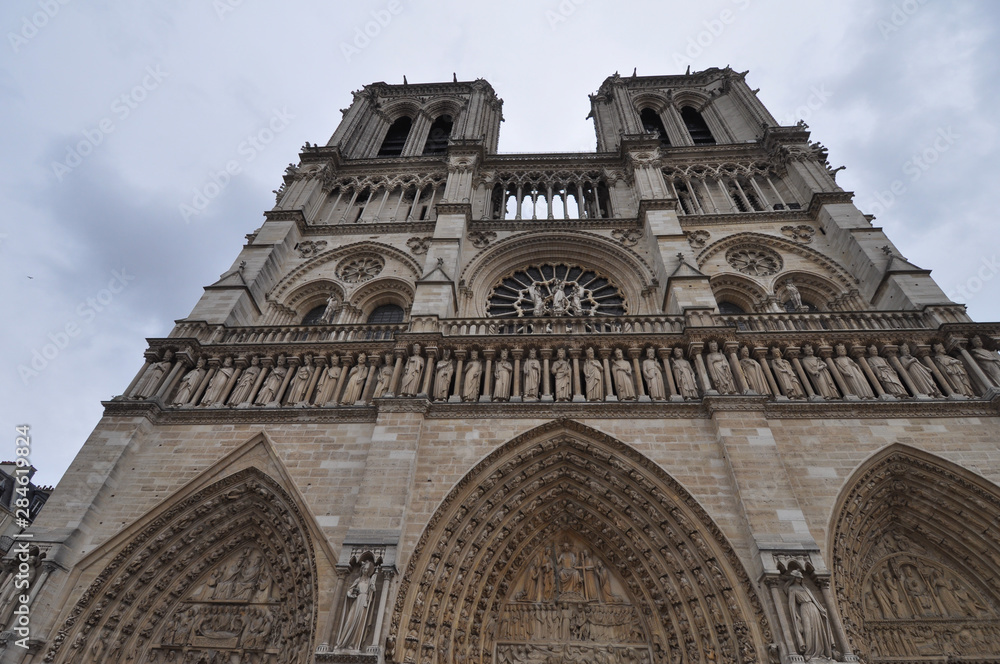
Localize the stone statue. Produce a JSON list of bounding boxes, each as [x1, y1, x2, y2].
[[550, 279, 569, 316], [739, 346, 769, 395], [172, 357, 207, 406], [527, 283, 546, 317], [373, 353, 394, 399], [494, 349, 512, 401], [705, 341, 737, 394], [934, 343, 975, 396], [833, 344, 874, 398], [399, 344, 424, 397], [228, 356, 261, 405], [433, 349, 455, 401], [341, 354, 369, 404], [570, 283, 586, 316], [583, 347, 603, 401], [898, 344, 941, 397], [801, 344, 839, 399], [785, 279, 803, 310], [134, 350, 174, 398], [255, 355, 288, 405], [285, 357, 314, 405], [522, 349, 541, 400], [319, 294, 340, 324], [463, 350, 483, 401], [642, 348, 666, 400], [335, 560, 379, 652], [786, 570, 834, 661], [611, 348, 636, 400], [770, 347, 805, 398], [557, 542, 585, 599], [866, 346, 908, 398], [201, 356, 236, 406], [970, 336, 1000, 386], [315, 355, 343, 404], [551, 348, 572, 401], [671, 348, 699, 399]]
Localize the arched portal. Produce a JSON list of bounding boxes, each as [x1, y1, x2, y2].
[[830, 445, 1000, 661], [388, 421, 771, 664], [44, 468, 318, 664]]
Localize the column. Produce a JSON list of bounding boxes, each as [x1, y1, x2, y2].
[[629, 348, 647, 401], [387, 350, 405, 397], [331, 356, 352, 405], [886, 347, 920, 398], [690, 343, 713, 395], [819, 346, 852, 399], [853, 345, 887, 399], [481, 350, 494, 402], [754, 347, 781, 399], [600, 349, 615, 401], [421, 347, 438, 398], [450, 350, 465, 403], [659, 348, 680, 401], [540, 348, 553, 402], [725, 342, 749, 395], [570, 348, 583, 402], [787, 349, 817, 399], [361, 355, 380, 403], [512, 348, 523, 401], [918, 346, 953, 397]]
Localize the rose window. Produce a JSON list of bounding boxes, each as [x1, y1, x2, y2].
[[486, 264, 626, 318], [337, 255, 384, 283], [726, 247, 782, 277]]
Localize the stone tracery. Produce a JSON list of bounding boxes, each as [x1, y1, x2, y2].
[[486, 264, 626, 318]]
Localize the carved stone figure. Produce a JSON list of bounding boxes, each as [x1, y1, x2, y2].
[[285, 358, 314, 405], [255, 355, 288, 405], [550, 278, 569, 316], [672, 348, 699, 399], [570, 283, 586, 316], [771, 347, 805, 398], [785, 278, 803, 310], [172, 358, 207, 406], [373, 353, 394, 399], [201, 356, 235, 406], [523, 349, 541, 400], [335, 560, 379, 652], [898, 344, 941, 397], [970, 336, 1000, 386], [341, 353, 369, 404], [399, 344, 424, 397], [739, 346, 768, 395], [866, 346, 908, 397], [228, 356, 260, 405], [527, 283, 546, 317], [463, 350, 483, 401], [705, 341, 737, 394], [551, 348, 572, 401], [583, 347, 603, 401], [786, 571, 834, 661], [801, 344, 839, 399], [642, 348, 666, 400], [134, 350, 174, 398], [611, 348, 636, 400], [557, 542, 585, 599], [833, 344, 874, 398], [433, 349, 455, 401], [494, 349, 512, 401], [934, 343, 975, 396], [316, 355, 343, 404], [319, 294, 340, 324]]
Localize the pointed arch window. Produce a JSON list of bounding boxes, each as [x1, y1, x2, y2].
[[422, 114, 453, 155], [639, 108, 670, 145], [681, 106, 715, 145], [367, 304, 404, 324], [378, 116, 412, 157]]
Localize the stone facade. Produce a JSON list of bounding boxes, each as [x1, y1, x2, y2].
[[8, 69, 1000, 664]]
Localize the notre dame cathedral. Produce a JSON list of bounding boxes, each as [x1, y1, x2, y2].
[[11, 68, 1000, 664]]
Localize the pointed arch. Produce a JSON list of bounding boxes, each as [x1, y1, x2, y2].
[[387, 420, 771, 664], [44, 466, 320, 664], [830, 444, 1000, 661]]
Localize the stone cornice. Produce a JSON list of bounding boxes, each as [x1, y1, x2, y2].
[[807, 190, 855, 218], [677, 209, 808, 227]]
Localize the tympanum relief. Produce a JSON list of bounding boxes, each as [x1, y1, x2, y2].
[[495, 535, 651, 664]]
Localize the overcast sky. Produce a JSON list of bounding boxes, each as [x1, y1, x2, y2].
[[2, 0, 999, 487]]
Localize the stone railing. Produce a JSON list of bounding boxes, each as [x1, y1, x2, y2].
[[168, 321, 407, 345], [439, 315, 687, 337], [714, 310, 930, 332]]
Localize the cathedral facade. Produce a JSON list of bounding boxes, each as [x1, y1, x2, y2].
[[13, 69, 1000, 664]]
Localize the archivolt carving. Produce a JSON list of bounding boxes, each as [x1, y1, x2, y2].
[[831, 445, 1000, 661], [269, 241, 422, 303], [44, 468, 318, 664], [709, 275, 769, 313], [281, 280, 346, 320], [349, 277, 415, 315], [388, 420, 771, 664], [460, 231, 657, 318]]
